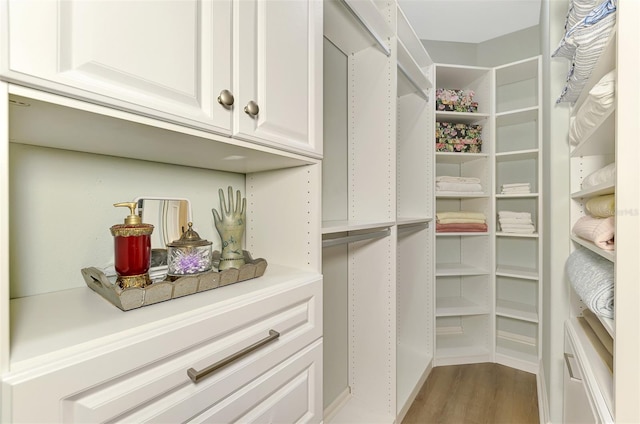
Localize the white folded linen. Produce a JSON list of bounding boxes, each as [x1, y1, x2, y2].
[[436, 176, 481, 184], [498, 211, 532, 220], [436, 182, 483, 192], [500, 225, 535, 234], [502, 183, 531, 188], [498, 217, 533, 225], [581, 162, 615, 190]]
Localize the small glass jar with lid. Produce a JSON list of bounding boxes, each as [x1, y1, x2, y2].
[[167, 222, 213, 277]]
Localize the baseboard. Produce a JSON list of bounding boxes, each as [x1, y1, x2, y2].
[[323, 387, 351, 423], [537, 359, 551, 424]]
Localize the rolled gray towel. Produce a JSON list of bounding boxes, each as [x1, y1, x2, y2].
[[565, 247, 614, 318]]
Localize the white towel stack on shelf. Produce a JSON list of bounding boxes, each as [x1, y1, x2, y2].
[[436, 176, 483, 195], [501, 183, 531, 195], [498, 211, 536, 234]]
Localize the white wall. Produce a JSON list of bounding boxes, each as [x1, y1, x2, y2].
[[421, 25, 541, 66]]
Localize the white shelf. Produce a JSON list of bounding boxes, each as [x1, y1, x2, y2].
[[435, 111, 489, 124], [322, 220, 395, 234], [495, 57, 539, 86], [495, 336, 538, 364], [435, 192, 490, 199], [9, 265, 321, 369], [436, 263, 488, 276], [397, 217, 432, 227], [323, 0, 392, 57], [436, 297, 489, 317], [496, 107, 539, 127], [496, 193, 539, 199], [435, 152, 489, 164], [495, 149, 539, 162], [495, 232, 539, 238], [396, 4, 432, 70], [495, 265, 539, 280], [9, 88, 317, 174], [435, 335, 490, 360], [570, 235, 615, 262], [496, 299, 539, 323], [571, 182, 615, 199], [436, 232, 489, 237], [397, 39, 431, 99]]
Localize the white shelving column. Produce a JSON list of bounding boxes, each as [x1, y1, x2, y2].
[[493, 56, 542, 374], [395, 4, 434, 422], [434, 65, 494, 366], [323, 1, 397, 422], [565, 29, 616, 421]]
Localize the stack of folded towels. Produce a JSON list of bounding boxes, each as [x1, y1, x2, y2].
[[572, 194, 615, 250], [501, 183, 531, 195], [498, 211, 536, 234], [436, 211, 487, 233], [436, 176, 483, 195]]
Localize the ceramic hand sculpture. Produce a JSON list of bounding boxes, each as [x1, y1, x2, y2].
[[212, 186, 246, 270]]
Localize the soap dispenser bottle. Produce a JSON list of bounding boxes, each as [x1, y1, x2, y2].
[[110, 202, 154, 289]]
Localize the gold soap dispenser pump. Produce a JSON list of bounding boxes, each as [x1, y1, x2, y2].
[[110, 202, 154, 289]]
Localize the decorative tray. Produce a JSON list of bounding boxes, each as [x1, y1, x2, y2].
[[81, 250, 267, 311]]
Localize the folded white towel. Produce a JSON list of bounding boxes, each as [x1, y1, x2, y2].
[[502, 183, 531, 188], [436, 182, 483, 192], [498, 211, 532, 220], [500, 226, 535, 234], [500, 223, 536, 230], [436, 176, 481, 184], [502, 189, 531, 194], [499, 217, 533, 225]]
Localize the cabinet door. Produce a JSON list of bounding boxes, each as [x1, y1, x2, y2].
[[3, 0, 233, 134], [234, 0, 322, 157]]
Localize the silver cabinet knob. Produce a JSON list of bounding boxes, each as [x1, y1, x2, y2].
[[244, 100, 259, 117], [217, 89, 234, 107]]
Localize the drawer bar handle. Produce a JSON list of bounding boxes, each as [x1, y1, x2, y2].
[[187, 330, 280, 383], [564, 352, 581, 381]]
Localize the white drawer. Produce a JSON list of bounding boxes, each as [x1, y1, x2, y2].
[[4, 278, 322, 423], [117, 339, 323, 423]]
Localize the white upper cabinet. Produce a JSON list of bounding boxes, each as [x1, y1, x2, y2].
[[2, 0, 233, 134], [1, 0, 322, 157], [233, 0, 322, 157]]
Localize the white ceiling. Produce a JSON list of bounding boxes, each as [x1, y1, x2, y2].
[[397, 0, 542, 44]]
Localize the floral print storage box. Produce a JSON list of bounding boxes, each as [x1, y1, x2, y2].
[[436, 88, 478, 113], [436, 122, 483, 153]]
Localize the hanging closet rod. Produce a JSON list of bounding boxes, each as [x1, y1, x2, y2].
[[398, 63, 429, 102], [322, 228, 391, 248], [397, 221, 429, 233], [338, 0, 391, 57]]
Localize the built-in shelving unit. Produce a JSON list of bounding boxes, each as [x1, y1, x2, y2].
[[434, 64, 493, 367], [432, 56, 541, 373], [565, 23, 617, 421], [322, 1, 434, 423], [493, 56, 542, 373]]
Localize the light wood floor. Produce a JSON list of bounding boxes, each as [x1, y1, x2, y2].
[[402, 363, 539, 424]]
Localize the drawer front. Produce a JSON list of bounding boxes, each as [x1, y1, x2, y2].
[[116, 339, 322, 423], [6, 278, 322, 423], [563, 330, 597, 424]]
